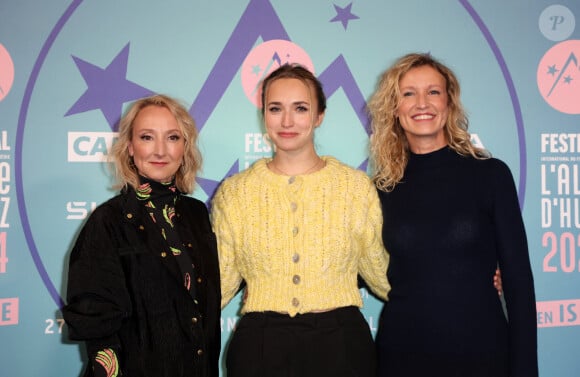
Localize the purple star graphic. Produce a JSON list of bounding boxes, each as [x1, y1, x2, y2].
[[65, 43, 154, 131], [330, 3, 360, 30]]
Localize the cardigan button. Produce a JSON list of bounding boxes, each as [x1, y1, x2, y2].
[[191, 316, 198, 324], [292, 275, 301, 285], [139, 225, 145, 230], [196, 349, 203, 356], [292, 298, 299, 307], [126, 213, 133, 219], [160, 252, 167, 258], [292, 253, 300, 263], [197, 277, 203, 283]]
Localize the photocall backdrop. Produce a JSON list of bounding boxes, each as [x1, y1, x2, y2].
[[1, 0, 579, 375]]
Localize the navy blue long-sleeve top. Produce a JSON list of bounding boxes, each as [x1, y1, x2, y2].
[[376, 146, 538, 377]]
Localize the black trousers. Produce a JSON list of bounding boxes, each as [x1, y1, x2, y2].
[[225, 306, 376, 377]]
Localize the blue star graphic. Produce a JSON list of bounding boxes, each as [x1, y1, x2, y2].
[[330, 3, 359, 30], [563, 75, 573, 84], [65, 43, 154, 131], [547, 64, 559, 76]]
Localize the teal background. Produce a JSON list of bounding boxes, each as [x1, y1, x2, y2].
[[0, 1, 579, 375]]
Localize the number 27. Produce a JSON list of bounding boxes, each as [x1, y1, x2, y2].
[[45, 318, 65, 334]]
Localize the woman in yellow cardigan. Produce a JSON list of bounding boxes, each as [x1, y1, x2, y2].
[[211, 64, 390, 377]]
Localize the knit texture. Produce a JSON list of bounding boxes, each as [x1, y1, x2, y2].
[[376, 146, 538, 377], [212, 156, 390, 316]]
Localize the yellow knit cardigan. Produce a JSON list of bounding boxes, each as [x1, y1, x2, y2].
[[212, 156, 390, 317]]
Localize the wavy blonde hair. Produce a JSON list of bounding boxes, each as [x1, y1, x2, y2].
[[110, 94, 202, 194], [368, 53, 489, 192]]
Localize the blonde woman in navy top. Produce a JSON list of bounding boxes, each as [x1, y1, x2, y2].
[[368, 53, 538, 377]]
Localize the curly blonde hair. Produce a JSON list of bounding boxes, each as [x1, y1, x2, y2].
[[110, 94, 202, 194], [368, 53, 488, 192]]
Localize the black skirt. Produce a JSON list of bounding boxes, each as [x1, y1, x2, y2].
[[225, 306, 376, 377]]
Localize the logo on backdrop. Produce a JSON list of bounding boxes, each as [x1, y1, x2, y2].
[[534, 5, 580, 329], [0, 298, 19, 326], [67, 132, 118, 162], [539, 5, 575, 42], [0, 44, 14, 102], [537, 5, 579, 114], [537, 39, 580, 115], [240, 39, 314, 107]]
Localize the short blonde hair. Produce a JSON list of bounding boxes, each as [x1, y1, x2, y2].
[[110, 94, 202, 193], [368, 53, 488, 192]]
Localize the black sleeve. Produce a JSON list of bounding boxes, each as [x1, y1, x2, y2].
[[62, 205, 132, 356], [490, 160, 538, 377]]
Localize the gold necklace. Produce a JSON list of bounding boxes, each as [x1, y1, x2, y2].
[[269, 157, 324, 176]]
